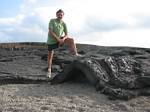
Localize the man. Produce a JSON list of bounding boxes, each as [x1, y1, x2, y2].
[[46, 9, 79, 78]]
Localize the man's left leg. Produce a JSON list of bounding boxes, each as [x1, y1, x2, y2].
[[64, 37, 78, 55]]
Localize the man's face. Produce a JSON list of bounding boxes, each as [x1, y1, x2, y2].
[[56, 12, 64, 20]]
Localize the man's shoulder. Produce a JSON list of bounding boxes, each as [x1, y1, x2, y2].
[[50, 18, 56, 22], [61, 20, 66, 25], [49, 18, 66, 25]]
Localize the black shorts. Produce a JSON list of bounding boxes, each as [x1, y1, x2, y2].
[[47, 37, 65, 51], [47, 43, 59, 51]]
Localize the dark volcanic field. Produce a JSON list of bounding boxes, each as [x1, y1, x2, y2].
[[0, 42, 150, 112]]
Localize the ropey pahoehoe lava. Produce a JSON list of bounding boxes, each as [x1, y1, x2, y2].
[[1, 42, 150, 100]]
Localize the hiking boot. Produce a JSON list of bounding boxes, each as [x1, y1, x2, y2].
[[47, 72, 51, 78], [76, 53, 83, 57], [73, 53, 84, 58]]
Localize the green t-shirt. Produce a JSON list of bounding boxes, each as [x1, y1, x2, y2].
[[47, 19, 68, 45]]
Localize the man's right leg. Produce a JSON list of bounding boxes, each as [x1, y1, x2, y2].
[[47, 50, 54, 76]]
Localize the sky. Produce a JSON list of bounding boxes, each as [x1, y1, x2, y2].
[[0, 0, 150, 48]]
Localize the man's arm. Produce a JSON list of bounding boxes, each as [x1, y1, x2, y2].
[[62, 22, 68, 41], [49, 28, 65, 46], [62, 32, 68, 41], [48, 28, 60, 42]]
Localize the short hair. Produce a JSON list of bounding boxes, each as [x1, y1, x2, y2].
[[56, 9, 64, 14]]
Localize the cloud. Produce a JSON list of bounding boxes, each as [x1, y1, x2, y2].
[[101, 28, 150, 48], [134, 15, 150, 28], [1, 0, 150, 48], [83, 17, 126, 33], [0, 12, 47, 42], [0, 0, 50, 42], [77, 28, 150, 48], [0, 14, 25, 26]]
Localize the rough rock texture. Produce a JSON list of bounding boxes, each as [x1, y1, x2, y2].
[[51, 56, 150, 100], [1, 42, 150, 100]]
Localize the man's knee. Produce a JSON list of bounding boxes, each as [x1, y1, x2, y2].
[[65, 37, 74, 43], [68, 38, 74, 43]]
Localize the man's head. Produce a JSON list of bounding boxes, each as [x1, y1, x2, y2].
[[56, 9, 64, 20]]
